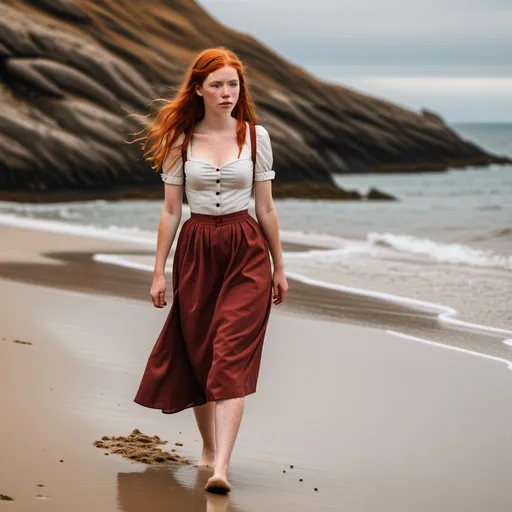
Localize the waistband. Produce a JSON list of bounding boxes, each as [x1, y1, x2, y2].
[[189, 209, 250, 226]]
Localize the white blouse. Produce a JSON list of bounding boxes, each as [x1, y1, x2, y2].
[[160, 123, 275, 215]]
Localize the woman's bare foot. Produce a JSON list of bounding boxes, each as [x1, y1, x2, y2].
[[205, 474, 231, 494]]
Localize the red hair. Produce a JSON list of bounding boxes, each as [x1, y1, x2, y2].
[[132, 47, 258, 173]]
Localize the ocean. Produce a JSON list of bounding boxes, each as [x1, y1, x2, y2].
[[1, 123, 511, 335]]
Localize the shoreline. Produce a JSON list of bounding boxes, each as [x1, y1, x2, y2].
[[0, 216, 510, 363]]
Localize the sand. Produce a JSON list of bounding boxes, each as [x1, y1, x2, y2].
[[92, 429, 191, 465], [0, 224, 511, 512]]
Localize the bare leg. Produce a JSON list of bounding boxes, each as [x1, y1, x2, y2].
[[194, 401, 216, 467], [205, 397, 245, 493]]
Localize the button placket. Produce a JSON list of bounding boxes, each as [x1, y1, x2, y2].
[[215, 168, 221, 208]]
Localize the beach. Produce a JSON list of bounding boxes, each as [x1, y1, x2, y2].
[[1, 222, 511, 512]]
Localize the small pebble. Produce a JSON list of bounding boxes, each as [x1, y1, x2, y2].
[[175, 442, 183, 446], [299, 478, 303, 482], [314, 487, 318, 491], [59, 460, 64, 463], [290, 465, 294, 469], [282, 470, 286, 473]]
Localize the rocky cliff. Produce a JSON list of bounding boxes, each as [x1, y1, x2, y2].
[[0, 0, 509, 202]]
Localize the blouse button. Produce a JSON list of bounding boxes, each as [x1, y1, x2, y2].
[[216, 203, 220, 207], [216, 179, 220, 183], [216, 168, 220, 172], [216, 191, 220, 195]]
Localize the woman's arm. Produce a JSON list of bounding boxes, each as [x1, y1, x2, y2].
[[254, 180, 288, 304], [151, 184, 183, 307]]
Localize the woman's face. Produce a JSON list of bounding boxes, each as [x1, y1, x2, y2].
[[196, 65, 240, 114]]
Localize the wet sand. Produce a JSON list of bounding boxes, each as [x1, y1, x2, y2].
[[1, 224, 511, 511]]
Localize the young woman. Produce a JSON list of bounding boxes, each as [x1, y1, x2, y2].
[[133, 47, 288, 494]]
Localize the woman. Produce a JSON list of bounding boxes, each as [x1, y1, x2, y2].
[[133, 47, 288, 494]]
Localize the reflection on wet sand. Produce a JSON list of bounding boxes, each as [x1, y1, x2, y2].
[[117, 465, 244, 512]]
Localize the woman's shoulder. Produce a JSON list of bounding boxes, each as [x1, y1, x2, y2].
[[253, 124, 271, 148], [253, 123, 268, 133]]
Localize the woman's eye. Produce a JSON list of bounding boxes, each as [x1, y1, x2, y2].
[[210, 83, 238, 89]]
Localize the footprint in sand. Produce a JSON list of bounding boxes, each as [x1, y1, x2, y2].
[[0, 494, 14, 501]]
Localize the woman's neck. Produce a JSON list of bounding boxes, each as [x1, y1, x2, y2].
[[196, 113, 237, 133]]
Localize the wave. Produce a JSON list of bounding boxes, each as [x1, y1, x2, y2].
[[281, 229, 512, 271], [0, 199, 108, 213], [367, 232, 512, 270], [0, 213, 158, 246], [3, 211, 510, 272]]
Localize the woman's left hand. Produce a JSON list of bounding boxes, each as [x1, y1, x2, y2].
[[272, 268, 288, 305]]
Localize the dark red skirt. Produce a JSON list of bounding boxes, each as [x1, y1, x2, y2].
[[134, 209, 273, 414]]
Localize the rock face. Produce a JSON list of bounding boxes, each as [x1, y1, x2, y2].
[[0, 0, 509, 200]]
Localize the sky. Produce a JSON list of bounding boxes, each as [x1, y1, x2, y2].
[[198, 0, 512, 123]]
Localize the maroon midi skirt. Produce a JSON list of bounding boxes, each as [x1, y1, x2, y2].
[[134, 209, 273, 414]]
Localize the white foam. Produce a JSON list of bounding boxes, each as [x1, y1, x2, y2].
[[280, 229, 512, 271], [368, 231, 512, 270], [387, 330, 512, 371], [93, 253, 170, 274], [0, 199, 108, 213], [0, 213, 157, 246], [279, 229, 350, 249], [285, 271, 512, 337], [282, 244, 376, 262]]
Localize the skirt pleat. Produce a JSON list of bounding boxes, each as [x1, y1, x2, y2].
[[134, 209, 273, 414]]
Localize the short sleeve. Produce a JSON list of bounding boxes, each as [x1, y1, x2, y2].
[[160, 132, 184, 185], [254, 125, 275, 181]]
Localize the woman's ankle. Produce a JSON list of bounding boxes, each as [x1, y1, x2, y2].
[[213, 460, 230, 477], [198, 445, 216, 465]]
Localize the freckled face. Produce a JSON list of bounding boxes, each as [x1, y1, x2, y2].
[[196, 66, 240, 113]]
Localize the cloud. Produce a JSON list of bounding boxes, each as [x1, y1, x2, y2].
[[199, 0, 512, 65], [198, 1, 512, 120], [315, 72, 512, 121]]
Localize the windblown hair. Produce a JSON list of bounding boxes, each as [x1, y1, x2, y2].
[[132, 47, 258, 173]]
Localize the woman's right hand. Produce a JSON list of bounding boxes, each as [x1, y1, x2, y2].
[[150, 275, 167, 308]]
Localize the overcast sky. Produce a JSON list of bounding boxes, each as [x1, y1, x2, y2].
[[198, 0, 512, 122]]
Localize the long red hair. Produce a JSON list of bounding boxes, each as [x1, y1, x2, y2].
[[133, 47, 258, 173]]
